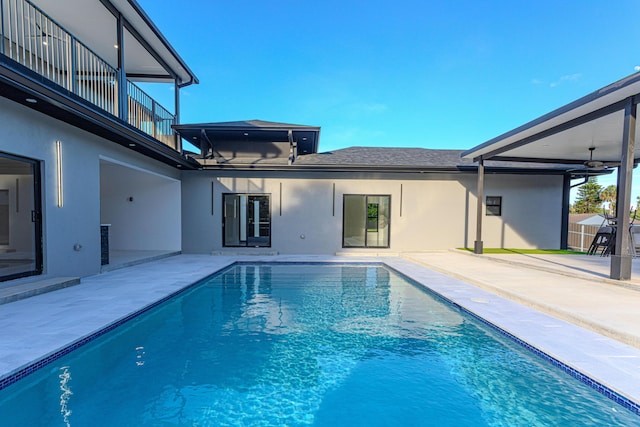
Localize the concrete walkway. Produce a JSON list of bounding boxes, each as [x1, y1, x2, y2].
[[403, 250, 640, 348]]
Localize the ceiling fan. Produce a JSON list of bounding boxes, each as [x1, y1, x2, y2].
[[26, 21, 66, 45], [584, 147, 618, 170]]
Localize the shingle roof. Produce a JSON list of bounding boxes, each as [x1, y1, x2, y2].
[[193, 145, 600, 174], [296, 147, 461, 166], [293, 146, 586, 170]]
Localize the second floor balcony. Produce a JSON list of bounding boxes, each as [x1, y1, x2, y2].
[[0, 0, 197, 152]]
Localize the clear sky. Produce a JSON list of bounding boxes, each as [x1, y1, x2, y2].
[[138, 0, 640, 204]]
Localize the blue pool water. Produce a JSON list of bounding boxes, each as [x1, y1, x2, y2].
[[0, 263, 638, 426]]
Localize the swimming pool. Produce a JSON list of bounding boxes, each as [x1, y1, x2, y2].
[[0, 263, 638, 426]]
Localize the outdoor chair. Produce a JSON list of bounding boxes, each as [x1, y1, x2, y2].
[[587, 226, 616, 256]]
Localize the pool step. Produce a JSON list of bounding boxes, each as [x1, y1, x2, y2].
[[0, 277, 80, 305]]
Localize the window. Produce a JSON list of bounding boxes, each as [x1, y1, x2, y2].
[[367, 203, 379, 232], [223, 194, 271, 247], [0, 190, 8, 245], [343, 195, 390, 248], [486, 196, 502, 216]]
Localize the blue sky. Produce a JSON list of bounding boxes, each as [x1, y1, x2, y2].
[[138, 0, 640, 204]]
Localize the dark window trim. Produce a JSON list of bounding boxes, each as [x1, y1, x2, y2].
[[486, 195, 502, 216], [222, 193, 272, 248], [342, 194, 391, 249]]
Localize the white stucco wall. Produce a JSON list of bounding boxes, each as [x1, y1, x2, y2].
[[478, 174, 563, 248], [0, 97, 181, 278], [100, 160, 181, 251], [181, 171, 565, 254]]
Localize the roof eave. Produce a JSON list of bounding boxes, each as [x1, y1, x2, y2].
[[462, 72, 640, 160], [118, 0, 199, 85]]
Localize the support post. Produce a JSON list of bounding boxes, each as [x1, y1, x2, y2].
[[611, 97, 636, 280], [116, 14, 128, 123], [474, 157, 484, 254], [174, 79, 181, 152], [560, 174, 570, 249]]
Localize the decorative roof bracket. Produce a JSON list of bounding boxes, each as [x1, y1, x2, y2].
[[288, 130, 298, 165]]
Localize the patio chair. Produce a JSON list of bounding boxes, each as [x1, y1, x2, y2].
[[587, 226, 616, 256]]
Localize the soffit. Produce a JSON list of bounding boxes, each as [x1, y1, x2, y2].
[[29, 0, 196, 84]]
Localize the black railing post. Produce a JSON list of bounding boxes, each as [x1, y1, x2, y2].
[[151, 98, 157, 140], [0, 0, 5, 56], [174, 78, 181, 151], [174, 116, 180, 152], [116, 13, 127, 123], [70, 36, 77, 95]]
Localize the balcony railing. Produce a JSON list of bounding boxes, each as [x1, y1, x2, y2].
[[127, 81, 176, 149], [1, 0, 177, 149]]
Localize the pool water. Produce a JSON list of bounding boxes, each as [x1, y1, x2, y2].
[[0, 264, 638, 426]]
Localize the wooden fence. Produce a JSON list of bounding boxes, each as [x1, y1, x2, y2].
[[567, 223, 600, 252]]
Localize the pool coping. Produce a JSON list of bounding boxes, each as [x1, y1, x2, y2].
[[382, 257, 640, 415], [0, 254, 639, 416]]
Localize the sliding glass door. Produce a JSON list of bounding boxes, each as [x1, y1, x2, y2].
[[343, 195, 390, 248], [223, 194, 271, 247], [0, 152, 42, 282]]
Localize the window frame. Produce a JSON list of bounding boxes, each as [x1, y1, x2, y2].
[[342, 194, 391, 248], [486, 196, 502, 216]]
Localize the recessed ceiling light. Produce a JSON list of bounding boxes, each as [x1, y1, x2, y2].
[[129, 143, 136, 147], [177, 164, 182, 168], [243, 133, 249, 136], [192, 136, 197, 140], [25, 98, 37, 103]]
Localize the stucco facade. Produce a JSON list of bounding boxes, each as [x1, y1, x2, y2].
[[181, 170, 564, 255], [0, 97, 182, 279]]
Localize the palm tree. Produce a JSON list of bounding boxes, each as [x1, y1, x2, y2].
[[600, 185, 617, 215]]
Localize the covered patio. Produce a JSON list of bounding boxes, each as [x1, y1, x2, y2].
[[463, 73, 640, 280]]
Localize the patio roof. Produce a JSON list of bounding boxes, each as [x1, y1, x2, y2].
[[174, 120, 321, 161], [462, 73, 640, 165], [462, 72, 640, 280]]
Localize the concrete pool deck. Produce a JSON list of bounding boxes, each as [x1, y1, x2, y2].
[[0, 253, 639, 413]]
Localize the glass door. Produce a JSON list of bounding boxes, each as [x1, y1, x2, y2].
[[223, 194, 271, 247], [0, 152, 42, 282], [343, 195, 390, 248]]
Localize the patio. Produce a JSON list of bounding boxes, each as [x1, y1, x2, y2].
[[404, 250, 640, 348]]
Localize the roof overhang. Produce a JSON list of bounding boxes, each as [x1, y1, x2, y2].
[[29, 0, 198, 85], [174, 120, 321, 158], [462, 73, 640, 165]]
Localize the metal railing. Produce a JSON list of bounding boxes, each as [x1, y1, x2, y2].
[[127, 81, 176, 149], [1, 0, 176, 149]]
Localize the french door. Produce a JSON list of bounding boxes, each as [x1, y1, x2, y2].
[[223, 194, 271, 247]]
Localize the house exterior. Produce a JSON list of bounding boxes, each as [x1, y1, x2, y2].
[[0, 1, 587, 284], [176, 121, 578, 256], [0, 0, 198, 282]]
